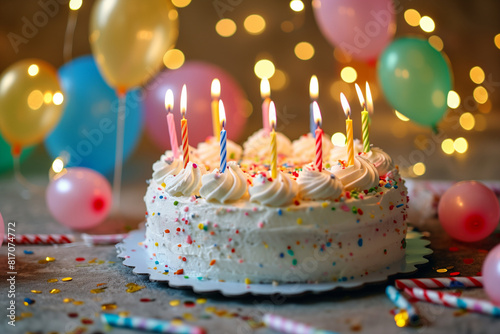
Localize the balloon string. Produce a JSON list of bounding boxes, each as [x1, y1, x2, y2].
[[63, 9, 78, 63], [112, 93, 126, 213], [13, 154, 44, 194]]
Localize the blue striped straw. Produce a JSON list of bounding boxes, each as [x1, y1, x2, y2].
[[101, 313, 205, 334], [386, 285, 420, 325]]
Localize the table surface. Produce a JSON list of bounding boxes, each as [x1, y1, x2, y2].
[[1, 175, 499, 334]]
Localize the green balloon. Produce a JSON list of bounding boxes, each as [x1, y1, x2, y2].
[[0, 133, 35, 173], [377, 37, 452, 127]]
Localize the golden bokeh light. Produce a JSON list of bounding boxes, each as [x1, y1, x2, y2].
[[215, 19, 237, 37], [419, 16, 435, 33], [474, 114, 487, 131], [294, 42, 315, 60], [413, 162, 426, 176], [242, 99, 253, 118], [330, 80, 353, 101], [473, 86, 488, 104], [495, 33, 500, 49], [254, 59, 275, 79], [453, 137, 468, 153], [169, 9, 179, 21], [428, 35, 444, 51], [404, 9, 421, 27], [395, 110, 410, 122], [52, 158, 64, 173], [269, 69, 288, 91], [340, 67, 357, 83], [441, 138, 454, 155], [244, 15, 266, 35], [163, 49, 185, 70], [69, 0, 82, 10], [331, 132, 346, 147], [27, 90, 43, 110], [459, 112, 475, 130], [447, 90, 460, 109], [53, 92, 64, 106], [469, 66, 485, 84], [28, 64, 39, 76], [290, 0, 305, 12], [477, 99, 492, 113], [43, 91, 53, 104], [281, 21, 294, 33], [172, 0, 191, 8]]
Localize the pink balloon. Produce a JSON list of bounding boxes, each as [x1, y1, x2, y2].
[[438, 181, 500, 242], [313, 0, 396, 62], [144, 61, 247, 150], [46, 167, 112, 229], [483, 244, 500, 304], [0, 212, 4, 247]]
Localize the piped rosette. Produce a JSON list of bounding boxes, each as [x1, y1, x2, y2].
[[329, 155, 379, 192], [163, 162, 206, 197], [242, 129, 293, 163], [359, 147, 395, 177], [296, 163, 343, 201], [248, 171, 298, 207], [200, 162, 250, 203]]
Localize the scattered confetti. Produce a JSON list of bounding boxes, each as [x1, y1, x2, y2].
[[47, 278, 58, 283], [436, 268, 448, 273], [68, 312, 79, 318], [449, 271, 460, 276], [449, 246, 459, 252], [63, 298, 74, 303], [24, 298, 35, 306], [196, 298, 207, 304], [90, 288, 107, 294], [72, 301, 85, 305], [463, 258, 474, 265], [24, 250, 34, 255], [118, 311, 130, 317], [20, 312, 33, 318], [30, 290, 42, 294], [46, 257, 56, 262], [125, 283, 145, 293], [61, 277, 73, 282], [81, 318, 93, 325], [50, 289, 60, 294], [140, 298, 155, 302], [184, 301, 195, 307], [170, 300, 180, 306], [75, 257, 85, 262], [101, 303, 117, 310]]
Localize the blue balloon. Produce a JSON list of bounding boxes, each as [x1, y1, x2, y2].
[[45, 55, 143, 175]]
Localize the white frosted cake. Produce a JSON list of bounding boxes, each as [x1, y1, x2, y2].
[[144, 132, 408, 283]]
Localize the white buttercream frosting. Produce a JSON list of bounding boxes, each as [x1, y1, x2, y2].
[[361, 147, 395, 176], [328, 139, 363, 164], [292, 133, 333, 164], [329, 155, 379, 191], [200, 162, 249, 203], [152, 155, 183, 184], [243, 129, 293, 160], [249, 171, 298, 206], [163, 162, 206, 196], [196, 136, 242, 171], [297, 164, 343, 201]]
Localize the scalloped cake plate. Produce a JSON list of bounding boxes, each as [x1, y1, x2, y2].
[[116, 227, 432, 297]]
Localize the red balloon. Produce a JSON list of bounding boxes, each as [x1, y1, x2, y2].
[[438, 181, 500, 242], [482, 244, 500, 304], [144, 61, 247, 150]]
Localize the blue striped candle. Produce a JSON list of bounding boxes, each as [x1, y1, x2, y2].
[[219, 100, 227, 173]]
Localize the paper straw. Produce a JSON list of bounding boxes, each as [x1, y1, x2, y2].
[[81, 233, 128, 245], [101, 313, 206, 334], [3, 234, 75, 245], [263, 313, 339, 334], [396, 277, 483, 290], [385, 286, 420, 325], [404, 287, 500, 317]]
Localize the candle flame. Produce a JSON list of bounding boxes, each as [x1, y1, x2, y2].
[[180, 84, 187, 117], [219, 99, 226, 128], [211, 78, 221, 99], [355, 83, 366, 110], [309, 75, 319, 100], [269, 101, 276, 129], [313, 101, 322, 127], [340, 93, 351, 118], [260, 78, 270, 99], [366, 82, 373, 115], [165, 89, 174, 112]]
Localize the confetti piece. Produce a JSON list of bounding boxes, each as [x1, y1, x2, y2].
[[24, 250, 34, 255], [184, 301, 195, 307], [50, 289, 60, 294], [63, 298, 74, 303], [90, 288, 106, 294], [38, 259, 48, 264], [62, 277, 73, 282], [183, 313, 195, 321], [68, 312, 79, 318], [436, 268, 448, 273], [30, 290, 42, 294], [140, 298, 155, 302], [205, 306, 216, 313], [47, 278, 58, 283], [170, 300, 180, 306], [196, 298, 207, 304], [125, 283, 145, 293], [118, 311, 130, 317], [449, 246, 459, 252], [96, 283, 107, 287], [46, 257, 55, 262], [24, 298, 35, 306], [101, 303, 117, 310], [81, 318, 93, 325], [75, 257, 85, 262], [72, 301, 85, 305], [450, 272, 460, 276], [20, 312, 33, 318]]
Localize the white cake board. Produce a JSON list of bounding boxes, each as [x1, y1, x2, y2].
[[116, 227, 432, 297]]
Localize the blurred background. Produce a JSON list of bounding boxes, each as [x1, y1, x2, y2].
[[0, 0, 499, 185]]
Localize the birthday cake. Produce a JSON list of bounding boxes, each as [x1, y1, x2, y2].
[[143, 131, 408, 283]]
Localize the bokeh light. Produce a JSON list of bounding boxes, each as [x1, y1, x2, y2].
[[294, 42, 315, 60], [395, 110, 410, 122], [428, 35, 444, 51], [453, 137, 468, 153], [474, 114, 487, 131], [281, 21, 294, 33], [469, 66, 485, 84], [330, 80, 353, 101], [447, 90, 460, 109], [172, 0, 191, 8], [163, 49, 185, 70], [413, 162, 426, 176], [331, 132, 346, 147], [459, 112, 475, 130], [69, 0, 82, 10], [340, 67, 357, 83], [441, 138, 454, 155], [43, 91, 53, 104], [53, 92, 64, 105], [244, 15, 266, 35], [404, 9, 421, 27], [215, 18, 237, 37], [254, 59, 275, 79], [269, 69, 288, 91], [52, 158, 64, 173], [290, 0, 304, 12], [495, 33, 500, 49], [473, 86, 488, 104], [28, 64, 39, 76], [478, 99, 492, 113], [420, 16, 435, 32], [27, 90, 43, 110]]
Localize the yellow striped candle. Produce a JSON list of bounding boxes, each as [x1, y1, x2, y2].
[[269, 101, 277, 179], [355, 83, 370, 153], [211, 79, 221, 140], [340, 93, 354, 166], [366, 82, 373, 137], [180, 85, 189, 168]]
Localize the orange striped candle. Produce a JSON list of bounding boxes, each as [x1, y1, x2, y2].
[[340, 93, 354, 166], [180, 84, 189, 168]]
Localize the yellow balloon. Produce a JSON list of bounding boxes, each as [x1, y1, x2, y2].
[[89, 0, 179, 92], [0, 59, 64, 151]]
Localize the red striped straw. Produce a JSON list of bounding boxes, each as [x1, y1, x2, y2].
[[396, 277, 483, 290]]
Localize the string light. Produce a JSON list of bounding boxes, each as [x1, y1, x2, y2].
[[331, 132, 346, 146], [269, 69, 288, 90], [28, 64, 39, 76], [27, 90, 43, 110], [428, 35, 444, 51], [69, 0, 82, 11], [495, 33, 500, 49], [53, 92, 64, 106], [171, 0, 191, 8]]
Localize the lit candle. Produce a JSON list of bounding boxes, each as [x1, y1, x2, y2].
[[313, 101, 323, 171], [261, 78, 271, 134], [211, 79, 221, 140], [219, 100, 227, 173], [340, 93, 354, 166], [165, 89, 180, 159], [180, 84, 189, 168], [269, 101, 277, 179], [355, 83, 370, 153], [366, 82, 373, 135], [309, 75, 319, 137]]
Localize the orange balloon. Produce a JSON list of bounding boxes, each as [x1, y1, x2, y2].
[[0, 59, 64, 150], [89, 0, 179, 92]]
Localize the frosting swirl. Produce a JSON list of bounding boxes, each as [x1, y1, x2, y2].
[[249, 171, 298, 206], [292, 133, 333, 164], [200, 162, 249, 203], [361, 147, 394, 176], [329, 155, 379, 191], [163, 162, 206, 196], [197, 136, 242, 171], [297, 164, 343, 201], [243, 129, 293, 160], [152, 154, 183, 184], [328, 139, 363, 164]]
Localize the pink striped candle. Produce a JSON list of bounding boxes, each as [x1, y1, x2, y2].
[[165, 89, 179, 159], [260, 78, 271, 134], [396, 277, 483, 290], [312, 101, 323, 171], [180, 84, 189, 168]]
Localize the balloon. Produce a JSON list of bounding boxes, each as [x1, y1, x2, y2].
[[89, 0, 179, 91], [438, 181, 500, 242], [45, 55, 143, 175], [0, 59, 64, 150], [0, 212, 4, 247], [483, 244, 500, 304], [144, 61, 247, 150], [378, 38, 452, 127], [0, 134, 35, 173], [312, 0, 396, 62], [46, 167, 112, 229]]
